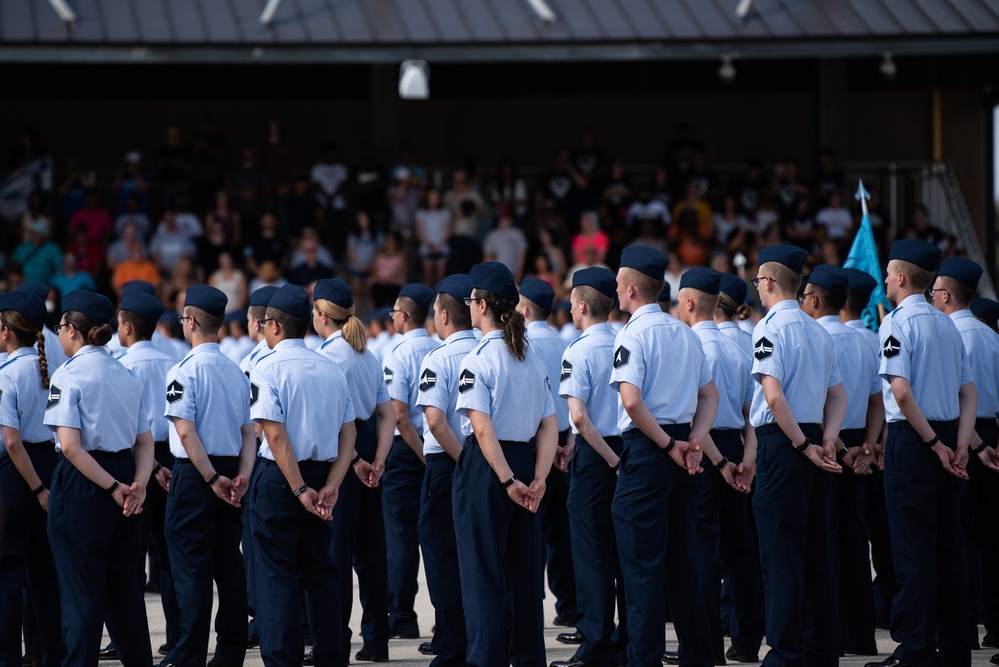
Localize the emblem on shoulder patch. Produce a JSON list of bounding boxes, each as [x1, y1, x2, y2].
[[753, 337, 774, 361], [250, 383, 259, 406], [166, 380, 185, 403], [613, 346, 630, 369], [383, 367, 394, 385], [419, 369, 437, 392], [458, 369, 475, 393], [46, 385, 61, 409], [883, 335, 901, 359], [560, 360, 573, 382]]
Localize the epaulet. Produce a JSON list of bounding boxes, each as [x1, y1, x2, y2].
[[566, 334, 587, 350], [474, 338, 494, 356]]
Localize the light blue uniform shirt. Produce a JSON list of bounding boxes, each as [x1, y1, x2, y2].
[[558, 322, 621, 438], [0, 348, 54, 447], [417, 330, 478, 455], [239, 339, 270, 376], [382, 329, 439, 435], [750, 300, 842, 428], [251, 338, 355, 462], [717, 320, 753, 363], [116, 340, 175, 443], [41, 326, 68, 369], [456, 330, 555, 442], [879, 294, 973, 423], [950, 309, 999, 419], [526, 321, 570, 432], [817, 315, 880, 430], [44, 346, 150, 452], [317, 332, 391, 421], [165, 343, 252, 459], [693, 320, 752, 431], [844, 319, 881, 362], [108, 330, 182, 363], [610, 304, 712, 433]]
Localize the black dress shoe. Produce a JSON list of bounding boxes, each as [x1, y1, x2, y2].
[[207, 660, 221, 667], [557, 631, 585, 645], [725, 646, 760, 662], [303, 649, 314, 666], [990, 653, 999, 665], [553, 615, 571, 627], [863, 658, 904, 667], [843, 647, 879, 657], [98, 645, 119, 661], [662, 650, 679, 665], [418, 642, 438, 656], [388, 630, 420, 639], [550, 657, 588, 667], [158, 643, 174, 656], [355, 648, 389, 662]]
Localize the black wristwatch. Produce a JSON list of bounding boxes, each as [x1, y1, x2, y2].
[[792, 439, 809, 453], [972, 442, 988, 455], [922, 435, 940, 448], [106, 479, 120, 494], [715, 456, 729, 469], [501, 475, 517, 489], [351, 452, 362, 466], [836, 446, 849, 461], [31, 483, 46, 497], [293, 484, 308, 497], [662, 435, 675, 453]]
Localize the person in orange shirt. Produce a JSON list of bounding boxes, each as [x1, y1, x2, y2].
[[112, 239, 161, 296]]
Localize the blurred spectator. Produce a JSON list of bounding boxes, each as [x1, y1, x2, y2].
[[601, 158, 632, 220], [663, 121, 705, 182], [814, 148, 845, 203], [259, 118, 292, 197], [167, 258, 200, 305], [19, 191, 53, 242], [753, 193, 781, 236], [416, 187, 451, 286], [248, 260, 287, 294], [56, 159, 90, 226], [51, 251, 96, 295], [371, 231, 407, 307], [9, 129, 45, 170], [115, 193, 151, 239], [687, 150, 718, 204], [783, 196, 816, 251], [736, 159, 766, 217], [388, 166, 421, 235], [290, 228, 334, 269], [819, 239, 842, 265], [347, 210, 382, 311], [490, 159, 528, 221], [113, 151, 151, 215], [112, 238, 160, 295], [538, 149, 586, 229], [626, 188, 671, 229], [775, 158, 809, 214], [13, 221, 62, 285], [244, 212, 287, 275], [226, 145, 270, 238], [536, 226, 567, 286], [205, 190, 240, 245], [529, 253, 559, 290], [65, 224, 104, 277], [107, 222, 146, 271], [906, 203, 953, 253], [564, 245, 610, 289], [150, 210, 196, 272], [69, 190, 112, 247], [390, 143, 428, 190], [713, 195, 748, 248], [651, 166, 675, 212], [672, 183, 713, 233], [815, 190, 853, 242], [571, 211, 609, 266], [191, 115, 230, 212], [169, 199, 204, 241], [286, 177, 321, 241], [287, 236, 335, 287], [350, 144, 387, 227], [156, 126, 193, 210], [669, 208, 712, 267], [483, 210, 528, 282], [444, 170, 485, 222], [628, 220, 668, 255], [198, 220, 234, 276], [208, 250, 248, 314], [571, 128, 605, 182], [664, 251, 685, 298]]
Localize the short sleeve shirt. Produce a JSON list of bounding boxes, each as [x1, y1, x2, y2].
[[817, 315, 880, 430], [417, 330, 478, 454], [116, 340, 175, 443], [382, 329, 440, 434], [558, 322, 620, 437], [317, 332, 390, 421], [0, 348, 52, 447], [692, 321, 752, 431]]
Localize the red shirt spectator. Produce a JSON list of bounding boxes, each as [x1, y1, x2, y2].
[[69, 190, 112, 246]]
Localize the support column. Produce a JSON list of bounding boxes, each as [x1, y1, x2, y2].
[[370, 64, 400, 166], [816, 58, 847, 164]]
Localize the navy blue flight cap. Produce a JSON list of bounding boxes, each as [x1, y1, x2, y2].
[[249, 285, 280, 309], [16, 282, 50, 302], [469, 262, 518, 302], [718, 274, 748, 304], [366, 307, 390, 325], [0, 292, 47, 331], [267, 284, 311, 320], [224, 309, 248, 325], [937, 258, 983, 291], [658, 283, 671, 304], [63, 290, 114, 325], [844, 268, 878, 303], [679, 267, 721, 295], [970, 298, 999, 323], [888, 239, 941, 273], [758, 244, 808, 274], [314, 278, 354, 309], [122, 280, 157, 295], [807, 264, 848, 298], [184, 285, 228, 318], [572, 266, 617, 299], [398, 283, 435, 312], [620, 246, 668, 280], [434, 274, 473, 303], [519, 277, 556, 310], [119, 291, 165, 326]]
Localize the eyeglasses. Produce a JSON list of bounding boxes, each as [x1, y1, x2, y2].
[[387, 308, 405, 317], [796, 291, 816, 303], [751, 276, 772, 288], [463, 297, 485, 307], [257, 318, 275, 326], [927, 288, 948, 298], [56, 322, 72, 332], [176, 315, 200, 326]]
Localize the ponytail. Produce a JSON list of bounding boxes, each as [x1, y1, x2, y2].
[[87, 323, 113, 347], [0, 310, 50, 389], [478, 290, 528, 361], [315, 298, 367, 354], [35, 331, 50, 389], [63, 311, 113, 347], [717, 293, 752, 322]]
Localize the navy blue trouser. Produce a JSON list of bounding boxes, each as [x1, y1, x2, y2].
[[454, 437, 545, 667], [752, 423, 836, 667], [884, 420, 968, 667], [250, 458, 345, 667], [567, 434, 626, 667], [331, 418, 389, 658], [47, 451, 152, 667], [962, 418, 999, 642], [865, 467, 895, 626], [165, 456, 247, 667], [694, 429, 764, 662], [0, 443, 62, 667], [541, 430, 576, 625], [382, 436, 424, 635], [144, 441, 179, 648], [418, 452, 465, 667], [612, 425, 712, 667], [243, 453, 262, 643], [834, 429, 876, 653]]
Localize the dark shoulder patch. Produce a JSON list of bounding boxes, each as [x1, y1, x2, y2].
[[250, 383, 259, 406], [613, 346, 630, 369], [458, 369, 475, 393], [560, 359, 573, 383], [166, 380, 185, 403], [46, 385, 62, 410], [882, 335, 901, 359], [383, 367, 394, 385], [419, 368, 437, 392], [753, 337, 774, 361]]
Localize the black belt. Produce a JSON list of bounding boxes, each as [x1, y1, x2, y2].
[[425, 452, 454, 462], [261, 457, 331, 468], [887, 419, 956, 433], [574, 433, 623, 447], [22, 440, 54, 448], [623, 424, 688, 441], [754, 423, 820, 438], [175, 455, 239, 465], [89, 449, 133, 461]]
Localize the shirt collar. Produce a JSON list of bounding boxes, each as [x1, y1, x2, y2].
[[444, 330, 476, 344], [950, 309, 974, 321], [481, 330, 504, 341], [580, 322, 612, 336], [717, 320, 738, 330], [126, 340, 156, 353], [320, 330, 344, 349], [630, 303, 662, 319], [274, 338, 308, 351], [691, 320, 719, 333], [73, 345, 107, 359], [527, 321, 549, 331], [899, 294, 928, 309], [817, 315, 841, 326], [188, 342, 221, 355], [400, 328, 429, 341], [844, 319, 865, 329], [768, 299, 800, 314], [4, 346, 38, 362]]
